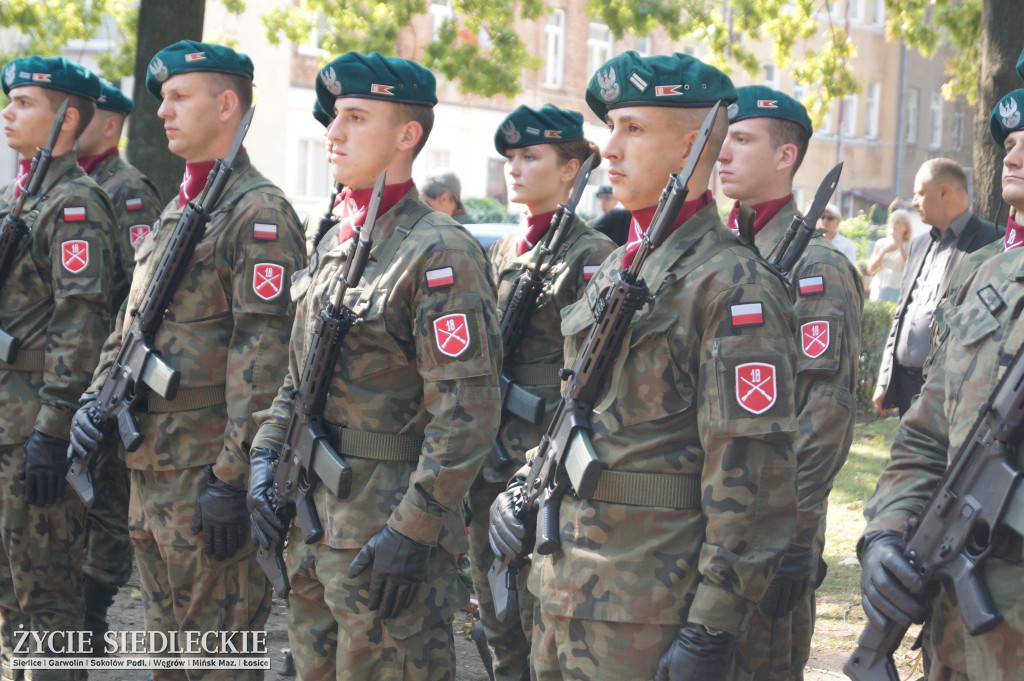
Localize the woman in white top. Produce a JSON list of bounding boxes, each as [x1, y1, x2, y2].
[[866, 209, 912, 302]]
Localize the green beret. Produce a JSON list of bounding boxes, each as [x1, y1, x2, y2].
[[146, 40, 253, 100], [728, 85, 812, 136], [1018, 45, 1024, 84], [586, 51, 736, 122], [2, 55, 100, 100], [96, 80, 133, 115], [313, 98, 332, 128], [316, 52, 436, 111], [990, 89, 1024, 147], [494, 104, 585, 155]]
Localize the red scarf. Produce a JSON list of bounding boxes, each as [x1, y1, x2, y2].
[[517, 209, 557, 256], [1005, 211, 1024, 251], [178, 159, 216, 208], [726, 194, 792, 236], [14, 159, 32, 198], [78, 146, 119, 176], [336, 179, 414, 244], [622, 190, 712, 269]]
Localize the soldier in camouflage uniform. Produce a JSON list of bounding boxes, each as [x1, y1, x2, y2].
[[474, 104, 615, 681], [857, 87, 1024, 681], [490, 52, 800, 681], [0, 56, 117, 679], [716, 86, 863, 681], [68, 41, 305, 680], [246, 52, 501, 681], [74, 78, 162, 646]]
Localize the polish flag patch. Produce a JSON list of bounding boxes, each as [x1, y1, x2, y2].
[[62, 240, 89, 273], [63, 206, 87, 222], [125, 197, 144, 211], [544, 130, 562, 139], [735, 362, 777, 414], [801, 320, 830, 359], [129, 224, 151, 247], [730, 302, 764, 327], [583, 265, 599, 281], [185, 52, 206, 62], [253, 222, 278, 240], [253, 263, 284, 301], [434, 313, 470, 358], [370, 83, 394, 96], [426, 266, 455, 289], [757, 100, 779, 108], [32, 73, 51, 83], [797, 276, 825, 296], [656, 85, 683, 96]]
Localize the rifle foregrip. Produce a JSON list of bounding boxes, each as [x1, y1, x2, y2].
[[843, 620, 901, 681], [535, 493, 561, 556], [66, 458, 95, 508], [256, 544, 290, 598], [117, 409, 144, 453], [0, 328, 19, 365], [295, 492, 324, 545]]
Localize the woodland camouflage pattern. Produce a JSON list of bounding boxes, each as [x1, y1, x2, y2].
[[733, 197, 863, 680], [251, 189, 501, 679], [0, 153, 117, 680], [528, 202, 799, 679], [864, 247, 1024, 681]]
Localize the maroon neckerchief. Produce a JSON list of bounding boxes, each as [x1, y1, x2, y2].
[[177, 159, 216, 208], [517, 209, 557, 256], [1005, 211, 1024, 251], [14, 158, 31, 198], [726, 194, 793, 236], [622, 190, 712, 269], [78, 146, 119, 176], [336, 179, 414, 244]]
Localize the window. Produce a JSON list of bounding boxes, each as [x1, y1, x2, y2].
[[297, 13, 329, 57], [905, 88, 919, 144], [872, 0, 885, 24], [764, 64, 778, 90], [842, 94, 858, 138], [682, 44, 697, 57], [587, 23, 614, 77], [866, 82, 880, 139], [822, 103, 833, 136], [487, 158, 507, 204], [426, 148, 450, 170], [295, 138, 331, 199], [848, 0, 864, 22], [952, 111, 965, 151], [430, 0, 453, 40], [930, 92, 943, 148], [793, 83, 806, 106], [544, 11, 566, 89], [635, 36, 652, 57]]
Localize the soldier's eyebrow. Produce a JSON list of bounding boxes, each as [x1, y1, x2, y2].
[[334, 104, 373, 117]]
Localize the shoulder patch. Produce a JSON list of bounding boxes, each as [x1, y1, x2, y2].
[[976, 284, 1006, 315], [129, 224, 151, 248], [735, 362, 777, 414], [730, 302, 764, 328], [433, 312, 470, 357], [61, 240, 90, 273], [253, 222, 278, 240], [800, 320, 830, 358], [125, 197, 143, 211], [426, 266, 455, 289], [253, 263, 285, 301], [583, 265, 599, 281], [797, 276, 824, 296], [63, 206, 87, 222]]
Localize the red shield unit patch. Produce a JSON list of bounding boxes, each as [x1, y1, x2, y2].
[[433, 313, 470, 358], [801, 321, 830, 358], [129, 224, 151, 248], [61, 240, 89, 273], [735, 362, 777, 415], [253, 263, 284, 301]]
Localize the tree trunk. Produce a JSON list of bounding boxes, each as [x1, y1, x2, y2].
[[126, 0, 206, 204], [973, 0, 1024, 225]]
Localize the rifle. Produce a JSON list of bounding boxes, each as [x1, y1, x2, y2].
[[67, 107, 256, 507], [765, 161, 843, 278], [844, 341, 1024, 681], [488, 102, 724, 621], [255, 171, 386, 598], [490, 154, 597, 470], [0, 99, 69, 364], [311, 181, 342, 251]]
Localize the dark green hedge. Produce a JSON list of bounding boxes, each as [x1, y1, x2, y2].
[[857, 299, 896, 412]]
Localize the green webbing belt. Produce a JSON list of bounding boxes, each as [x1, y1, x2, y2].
[[328, 424, 422, 462], [589, 469, 701, 509], [509, 362, 562, 386], [145, 385, 226, 413], [0, 349, 44, 373]]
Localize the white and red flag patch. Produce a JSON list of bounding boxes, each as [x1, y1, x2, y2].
[[253, 263, 284, 301], [797, 276, 824, 296], [125, 197, 144, 211], [801, 320, 830, 358], [426, 266, 455, 289], [32, 73, 51, 83], [253, 222, 278, 240], [730, 302, 763, 327], [185, 52, 206, 62], [757, 100, 779, 108], [583, 265, 599, 281], [63, 206, 87, 222], [434, 313, 470, 358], [370, 83, 394, 96], [544, 130, 562, 139], [129, 224, 151, 248], [62, 240, 89, 273], [656, 85, 682, 96], [735, 362, 777, 414]]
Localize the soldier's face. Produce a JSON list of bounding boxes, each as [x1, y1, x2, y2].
[[1, 87, 57, 158], [1003, 130, 1024, 212], [602, 107, 687, 211], [325, 98, 405, 189], [504, 144, 575, 211], [157, 73, 224, 162], [718, 118, 787, 204]]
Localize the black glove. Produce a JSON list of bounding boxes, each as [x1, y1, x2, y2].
[[759, 544, 813, 618], [68, 393, 107, 461], [18, 430, 71, 506], [247, 447, 284, 550], [654, 623, 736, 681], [859, 530, 926, 629], [191, 467, 249, 561], [488, 476, 533, 564], [347, 525, 431, 619]]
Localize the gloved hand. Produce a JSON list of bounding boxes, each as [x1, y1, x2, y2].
[[859, 530, 926, 628], [348, 525, 431, 619], [759, 544, 813, 617], [247, 447, 284, 550], [191, 467, 249, 560], [488, 476, 533, 564], [18, 430, 71, 506], [68, 393, 107, 461], [654, 622, 736, 681]]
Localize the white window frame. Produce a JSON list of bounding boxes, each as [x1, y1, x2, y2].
[[294, 137, 332, 201], [587, 23, 614, 78], [952, 111, 964, 151], [297, 13, 329, 58], [543, 11, 566, 89], [872, 0, 885, 25], [764, 63, 779, 90], [906, 87, 919, 144], [430, 0, 454, 40], [635, 36, 652, 57], [930, 92, 943, 148], [866, 82, 880, 139], [842, 94, 858, 138]]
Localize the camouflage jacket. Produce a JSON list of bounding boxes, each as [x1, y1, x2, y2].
[[486, 214, 615, 481], [0, 153, 117, 444], [87, 152, 162, 308], [528, 201, 799, 636], [90, 151, 305, 487], [754, 197, 863, 548], [251, 188, 501, 557]]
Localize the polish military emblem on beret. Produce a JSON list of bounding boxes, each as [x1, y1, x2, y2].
[[1000, 98, 1021, 129], [597, 67, 620, 102], [2, 63, 14, 88], [149, 57, 169, 83], [501, 121, 521, 146], [320, 66, 342, 96]]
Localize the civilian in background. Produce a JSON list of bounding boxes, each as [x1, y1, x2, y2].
[[815, 203, 857, 263], [866, 209, 912, 302], [422, 166, 472, 223], [589, 184, 630, 245]]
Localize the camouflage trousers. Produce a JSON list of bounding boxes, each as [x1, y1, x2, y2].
[[467, 475, 532, 681], [0, 444, 86, 681], [128, 466, 271, 681], [284, 526, 467, 681], [83, 449, 132, 589]]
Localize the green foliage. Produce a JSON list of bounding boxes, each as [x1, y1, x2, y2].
[[838, 213, 874, 260], [868, 204, 887, 226], [857, 299, 896, 413], [0, 1, 109, 66], [463, 196, 517, 223]]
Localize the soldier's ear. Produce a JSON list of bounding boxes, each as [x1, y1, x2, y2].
[[396, 119, 423, 153], [217, 88, 240, 124]]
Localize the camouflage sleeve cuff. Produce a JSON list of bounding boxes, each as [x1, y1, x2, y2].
[[34, 402, 73, 441], [212, 455, 250, 490], [863, 511, 913, 536], [686, 582, 752, 636], [387, 496, 443, 547]]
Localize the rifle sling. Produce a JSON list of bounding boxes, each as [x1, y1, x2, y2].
[[325, 424, 422, 462], [586, 469, 700, 509], [509, 362, 561, 386], [0, 349, 44, 373], [143, 385, 226, 413], [351, 202, 429, 316]]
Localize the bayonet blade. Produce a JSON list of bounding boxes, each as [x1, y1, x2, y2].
[[360, 170, 387, 241], [675, 100, 722, 191], [45, 99, 69, 153], [223, 106, 255, 169], [802, 162, 844, 230], [565, 154, 596, 213]]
